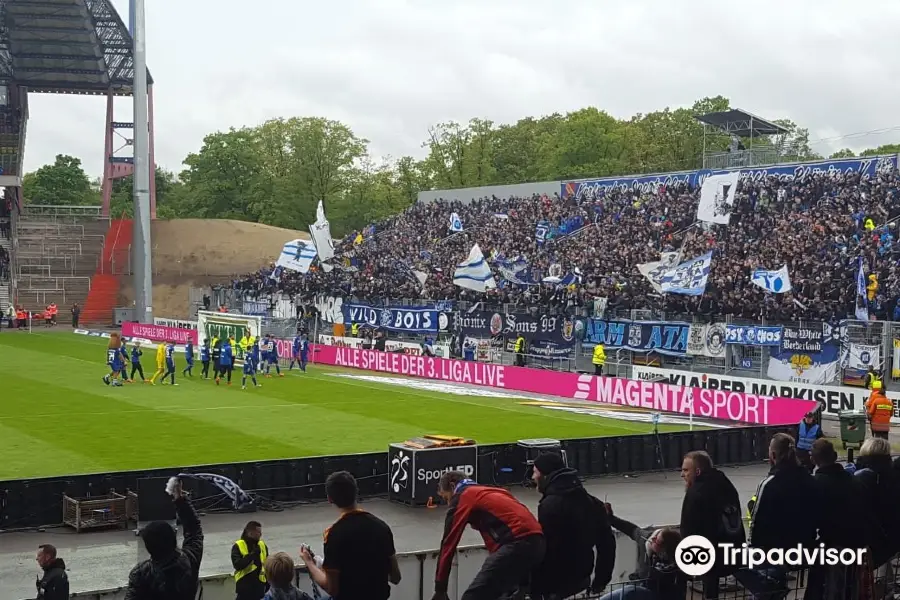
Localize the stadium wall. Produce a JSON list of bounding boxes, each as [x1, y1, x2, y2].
[[417, 181, 560, 204], [0, 426, 788, 529]]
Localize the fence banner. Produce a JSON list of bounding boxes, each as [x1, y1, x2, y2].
[[894, 340, 900, 378], [122, 322, 198, 346], [583, 319, 690, 356], [632, 364, 900, 422], [687, 323, 727, 358], [318, 335, 450, 358], [725, 324, 782, 346], [343, 303, 449, 333], [312, 345, 815, 425]]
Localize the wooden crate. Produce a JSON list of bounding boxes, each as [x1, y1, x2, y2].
[[62, 491, 128, 532]]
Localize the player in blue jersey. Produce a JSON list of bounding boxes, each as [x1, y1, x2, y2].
[[264, 334, 283, 378], [103, 333, 125, 386], [294, 333, 309, 372], [162, 340, 177, 385], [200, 338, 211, 379], [119, 343, 130, 381], [289, 333, 303, 371], [129, 342, 146, 383], [182, 339, 195, 377], [216, 337, 234, 386], [242, 342, 262, 389]]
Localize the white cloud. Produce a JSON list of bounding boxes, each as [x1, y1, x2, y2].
[[20, 0, 900, 179]]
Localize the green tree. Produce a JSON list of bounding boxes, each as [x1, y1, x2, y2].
[[107, 167, 183, 219], [829, 148, 856, 159], [860, 143, 900, 157], [22, 154, 99, 205]]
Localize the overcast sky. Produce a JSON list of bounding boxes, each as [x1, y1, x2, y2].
[[21, 0, 900, 179]]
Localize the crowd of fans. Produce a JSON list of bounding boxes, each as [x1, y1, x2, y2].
[[27, 432, 900, 600], [230, 164, 900, 323]]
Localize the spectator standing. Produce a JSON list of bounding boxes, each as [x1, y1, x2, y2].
[[301, 471, 400, 600], [232, 520, 269, 600], [738, 434, 821, 597], [35, 544, 68, 600], [679, 451, 745, 599], [854, 437, 900, 567], [126, 478, 204, 600], [5, 302, 13, 328], [70, 303, 80, 329], [530, 453, 615, 599], [433, 470, 544, 600], [263, 553, 311, 600], [805, 439, 868, 600]]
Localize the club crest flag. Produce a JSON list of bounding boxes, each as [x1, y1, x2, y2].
[[697, 171, 740, 224], [751, 265, 792, 294], [276, 239, 317, 274]]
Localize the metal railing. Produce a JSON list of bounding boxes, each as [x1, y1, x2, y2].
[[19, 204, 104, 218]]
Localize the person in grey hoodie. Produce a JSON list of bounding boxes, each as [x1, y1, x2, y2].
[[263, 553, 314, 600]]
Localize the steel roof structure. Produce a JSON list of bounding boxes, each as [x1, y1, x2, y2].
[[695, 108, 788, 138], [0, 0, 150, 94]]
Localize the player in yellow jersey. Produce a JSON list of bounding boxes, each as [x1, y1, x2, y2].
[[149, 341, 166, 385]]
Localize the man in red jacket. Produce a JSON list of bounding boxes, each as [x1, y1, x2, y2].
[[432, 471, 544, 600]]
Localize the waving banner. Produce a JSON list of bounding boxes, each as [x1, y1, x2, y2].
[[697, 171, 739, 224], [659, 252, 713, 296]]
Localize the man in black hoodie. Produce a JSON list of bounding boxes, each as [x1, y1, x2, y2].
[[737, 433, 821, 597], [126, 478, 204, 600], [35, 544, 68, 600], [530, 453, 616, 599], [805, 439, 867, 600], [679, 450, 745, 598]]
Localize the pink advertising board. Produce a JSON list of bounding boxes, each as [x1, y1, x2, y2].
[[122, 322, 199, 346], [313, 344, 818, 426]]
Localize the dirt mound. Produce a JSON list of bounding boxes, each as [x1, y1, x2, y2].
[[119, 219, 308, 318]]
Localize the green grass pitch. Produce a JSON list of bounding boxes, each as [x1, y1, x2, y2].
[[0, 331, 690, 481]]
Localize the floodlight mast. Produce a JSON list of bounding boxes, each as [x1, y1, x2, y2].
[[131, 0, 153, 324]]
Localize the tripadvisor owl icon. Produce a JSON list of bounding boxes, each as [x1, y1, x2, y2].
[[676, 535, 716, 576]]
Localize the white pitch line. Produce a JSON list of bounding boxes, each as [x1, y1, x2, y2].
[[0, 403, 307, 421]]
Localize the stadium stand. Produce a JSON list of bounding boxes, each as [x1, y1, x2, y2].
[[231, 160, 900, 323], [12, 206, 108, 319]]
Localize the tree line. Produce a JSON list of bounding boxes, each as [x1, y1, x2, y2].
[[21, 95, 900, 237]]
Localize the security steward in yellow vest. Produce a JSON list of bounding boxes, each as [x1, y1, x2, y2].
[[514, 334, 526, 367], [864, 366, 882, 391], [231, 521, 268, 600], [592, 343, 607, 376], [239, 333, 252, 360]]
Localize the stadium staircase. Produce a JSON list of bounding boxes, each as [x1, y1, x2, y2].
[[0, 228, 10, 313], [14, 207, 109, 319], [81, 217, 132, 326]]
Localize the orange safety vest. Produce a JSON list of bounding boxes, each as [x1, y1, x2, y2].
[[866, 391, 893, 432], [49, 304, 57, 316], [16, 310, 24, 320]]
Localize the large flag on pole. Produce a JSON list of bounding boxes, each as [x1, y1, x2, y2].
[[697, 171, 740, 224], [855, 258, 869, 321], [453, 244, 496, 293], [309, 200, 335, 262], [449, 212, 464, 233], [276, 239, 317, 274], [750, 265, 792, 294]]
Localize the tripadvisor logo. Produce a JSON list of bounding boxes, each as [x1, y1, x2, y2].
[[675, 535, 866, 576]]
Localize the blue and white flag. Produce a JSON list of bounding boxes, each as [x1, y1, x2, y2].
[[535, 222, 549, 244], [659, 252, 712, 296], [751, 265, 792, 294], [453, 243, 496, 293], [449, 212, 464, 233], [269, 266, 284, 283], [276, 239, 317, 274], [855, 258, 869, 321], [172, 472, 253, 510], [496, 258, 538, 285]]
